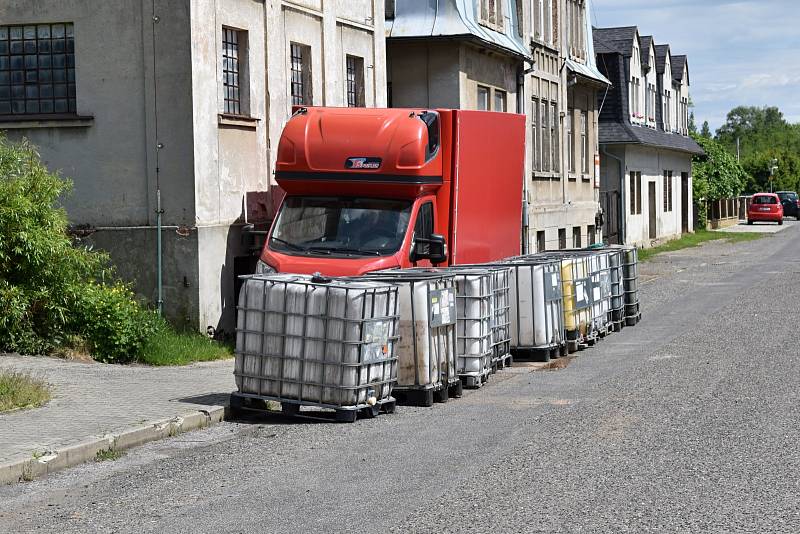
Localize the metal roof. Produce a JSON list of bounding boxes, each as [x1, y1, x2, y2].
[[387, 0, 530, 58]]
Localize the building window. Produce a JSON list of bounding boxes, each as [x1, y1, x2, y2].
[[581, 111, 588, 174], [573, 226, 582, 248], [567, 109, 575, 173], [532, 98, 539, 171], [663, 89, 671, 132], [588, 225, 596, 245], [515, 0, 524, 38], [558, 228, 567, 250], [630, 171, 642, 215], [222, 28, 246, 115], [385, 0, 395, 19], [0, 23, 76, 116], [566, 0, 586, 59], [477, 85, 489, 111], [541, 101, 550, 171], [493, 89, 507, 112], [663, 170, 673, 212], [290, 42, 312, 106], [346, 55, 365, 107], [550, 102, 559, 172], [479, 0, 504, 32], [537, 230, 546, 252]]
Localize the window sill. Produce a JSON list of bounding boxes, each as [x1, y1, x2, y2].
[[218, 114, 260, 129], [0, 114, 94, 129], [532, 172, 560, 181], [581, 175, 592, 182]]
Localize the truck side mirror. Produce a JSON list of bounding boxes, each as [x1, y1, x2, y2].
[[412, 234, 447, 264]]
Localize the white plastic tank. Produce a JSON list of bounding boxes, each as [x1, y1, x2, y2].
[[359, 271, 458, 392], [235, 274, 399, 408], [478, 259, 564, 351]]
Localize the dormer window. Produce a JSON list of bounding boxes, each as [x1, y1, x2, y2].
[[479, 0, 504, 32]]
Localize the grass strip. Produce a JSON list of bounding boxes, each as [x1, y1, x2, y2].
[[0, 371, 51, 412], [136, 324, 233, 366], [639, 229, 763, 262]]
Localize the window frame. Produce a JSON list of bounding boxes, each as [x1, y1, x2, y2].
[[630, 171, 642, 215], [479, 0, 504, 32], [493, 88, 507, 112], [290, 41, 312, 107], [477, 84, 489, 111], [567, 108, 575, 174], [345, 54, 365, 108], [580, 111, 588, 175], [663, 170, 673, 212], [0, 22, 77, 117]]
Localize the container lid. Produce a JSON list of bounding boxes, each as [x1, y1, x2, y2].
[[242, 273, 396, 291]]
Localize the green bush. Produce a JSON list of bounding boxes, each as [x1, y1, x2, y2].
[[691, 134, 748, 227], [0, 136, 154, 362]]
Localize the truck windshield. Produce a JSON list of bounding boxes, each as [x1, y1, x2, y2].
[[270, 197, 413, 257]]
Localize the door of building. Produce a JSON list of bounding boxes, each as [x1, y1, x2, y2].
[[648, 181, 657, 240], [599, 190, 620, 244], [681, 172, 689, 233]]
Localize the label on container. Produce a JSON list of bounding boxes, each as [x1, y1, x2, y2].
[[544, 271, 562, 301], [574, 277, 592, 309], [362, 320, 391, 363], [598, 272, 611, 299], [429, 288, 456, 327]]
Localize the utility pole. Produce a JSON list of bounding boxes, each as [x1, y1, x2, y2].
[[769, 158, 778, 193], [736, 137, 740, 162]]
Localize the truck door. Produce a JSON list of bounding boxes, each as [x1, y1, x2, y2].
[[410, 201, 435, 267]]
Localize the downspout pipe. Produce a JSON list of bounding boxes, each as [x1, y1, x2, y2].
[[517, 64, 529, 255], [601, 145, 625, 245]]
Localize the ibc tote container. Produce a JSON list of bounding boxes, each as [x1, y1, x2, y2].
[[606, 248, 625, 331], [449, 269, 493, 387], [478, 259, 565, 361], [530, 252, 594, 352], [569, 249, 614, 337], [359, 271, 460, 407], [444, 265, 513, 374], [232, 274, 399, 423], [620, 246, 642, 325]]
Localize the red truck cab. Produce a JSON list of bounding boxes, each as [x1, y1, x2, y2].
[[257, 107, 525, 276]]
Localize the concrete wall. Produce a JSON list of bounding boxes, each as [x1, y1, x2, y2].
[[622, 145, 692, 247], [386, 41, 461, 109], [1, 0, 196, 227], [189, 0, 268, 335]]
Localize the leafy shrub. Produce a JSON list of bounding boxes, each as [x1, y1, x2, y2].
[[0, 136, 154, 362], [691, 134, 748, 227]]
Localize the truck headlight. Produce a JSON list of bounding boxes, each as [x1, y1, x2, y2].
[[255, 260, 276, 275]]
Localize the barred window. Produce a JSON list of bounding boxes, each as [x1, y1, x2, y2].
[[0, 23, 76, 116], [290, 42, 312, 106], [222, 28, 241, 115], [346, 55, 365, 107]]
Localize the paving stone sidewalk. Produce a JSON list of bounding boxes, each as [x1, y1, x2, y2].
[[0, 355, 235, 481]]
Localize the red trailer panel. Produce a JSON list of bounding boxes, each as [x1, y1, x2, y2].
[[447, 110, 525, 264]]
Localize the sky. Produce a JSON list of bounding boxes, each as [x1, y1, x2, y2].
[[590, 0, 800, 133]]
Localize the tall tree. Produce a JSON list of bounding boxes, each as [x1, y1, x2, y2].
[[700, 121, 711, 138]]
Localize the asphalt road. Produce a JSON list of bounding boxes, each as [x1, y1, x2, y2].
[[2, 226, 799, 533]]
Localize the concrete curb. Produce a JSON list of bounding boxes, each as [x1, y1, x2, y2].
[[0, 405, 226, 486]]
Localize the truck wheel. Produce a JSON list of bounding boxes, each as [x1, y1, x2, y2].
[[779, 219, 784, 225], [747, 219, 753, 225]]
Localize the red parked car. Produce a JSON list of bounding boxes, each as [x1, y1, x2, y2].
[[748, 193, 784, 225]]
